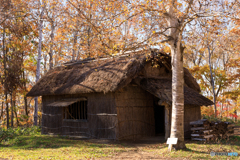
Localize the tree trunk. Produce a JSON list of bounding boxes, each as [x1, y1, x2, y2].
[[49, 21, 55, 69], [167, 2, 186, 151], [0, 101, 3, 120], [169, 41, 186, 151], [221, 103, 223, 119], [87, 8, 92, 58], [207, 46, 217, 117], [234, 110, 237, 122], [11, 93, 14, 127], [43, 54, 47, 74], [3, 25, 9, 129], [87, 26, 91, 57], [13, 95, 19, 127], [72, 30, 78, 61], [22, 71, 28, 120], [34, 6, 44, 126], [5, 94, 9, 129]]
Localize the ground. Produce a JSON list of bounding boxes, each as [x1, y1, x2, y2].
[[0, 135, 240, 159]]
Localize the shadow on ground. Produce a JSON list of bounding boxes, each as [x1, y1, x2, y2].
[[0, 135, 90, 150], [1, 134, 239, 153]]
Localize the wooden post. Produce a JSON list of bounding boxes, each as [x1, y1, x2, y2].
[[165, 104, 170, 140], [158, 100, 171, 141]]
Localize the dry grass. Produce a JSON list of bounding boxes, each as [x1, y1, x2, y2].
[[1, 135, 240, 159], [0, 135, 127, 159]]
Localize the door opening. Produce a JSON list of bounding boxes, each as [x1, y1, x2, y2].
[[154, 98, 165, 136]]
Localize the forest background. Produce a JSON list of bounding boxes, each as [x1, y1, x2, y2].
[[0, 0, 239, 128]]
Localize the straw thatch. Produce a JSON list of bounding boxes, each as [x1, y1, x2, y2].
[[27, 50, 201, 97], [134, 77, 213, 106]]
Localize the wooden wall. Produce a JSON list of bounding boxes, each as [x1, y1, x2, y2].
[[184, 105, 201, 138], [42, 96, 63, 135], [115, 84, 155, 140], [42, 92, 117, 139], [41, 87, 201, 140]]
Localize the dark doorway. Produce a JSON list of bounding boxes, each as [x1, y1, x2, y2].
[[154, 98, 165, 135]]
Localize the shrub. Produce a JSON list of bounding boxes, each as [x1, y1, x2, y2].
[[202, 114, 238, 124], [0, 126, 41, 143]]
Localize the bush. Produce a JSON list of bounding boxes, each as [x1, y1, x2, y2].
[[202, 114, 237, 124], [0, 126, 41, 143]]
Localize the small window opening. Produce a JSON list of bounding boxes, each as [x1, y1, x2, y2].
[[63, 100, 87, 120]]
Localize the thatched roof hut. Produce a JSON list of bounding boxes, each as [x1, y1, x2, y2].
[[27, 49, 213, 140]]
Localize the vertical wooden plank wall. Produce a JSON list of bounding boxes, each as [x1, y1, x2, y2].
[[115, 85, 155, 140], [41, 93, 118, 139], [87, 92, 117, 139], [42, 95, 63, 135], [184, 105, 201, 138]]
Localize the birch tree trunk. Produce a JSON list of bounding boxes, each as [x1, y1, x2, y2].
[[34, 5, 44, 126], [168, 1, 186, 151], [49, 21, 55, 69]]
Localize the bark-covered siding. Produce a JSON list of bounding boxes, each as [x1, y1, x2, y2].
[[42, 92, 117, 139], [115, 84, 155, 140]]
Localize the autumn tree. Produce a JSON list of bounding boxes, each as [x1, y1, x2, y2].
[[184, 11, 240, 119]]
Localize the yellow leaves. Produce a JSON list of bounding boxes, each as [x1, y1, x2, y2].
[[199, 48, 205, 53], [201, 106, 215, 117], [38, 111, 42, 116]]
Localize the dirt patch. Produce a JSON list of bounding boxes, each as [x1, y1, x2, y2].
[[108, 150, 164, 160], [88, 136, 190, 160]]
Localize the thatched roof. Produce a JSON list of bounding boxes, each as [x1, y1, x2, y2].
[[27, 49, 209, 106], [134, 77, 213, 106], [27, 52, 147, 96]]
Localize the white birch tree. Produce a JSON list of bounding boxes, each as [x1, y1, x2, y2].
[[33, 0, 46, 126]]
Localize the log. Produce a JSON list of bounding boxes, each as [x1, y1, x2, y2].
[[204, 135, 213, 138], [203, 130, 213, 134], [191, 134, 200, 137], [191, 127, 205, 131], [191, 138, 206, 141], [227, 124, 235, 128], [190, 119, 236, 142], [190, 119, 208, 125]]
